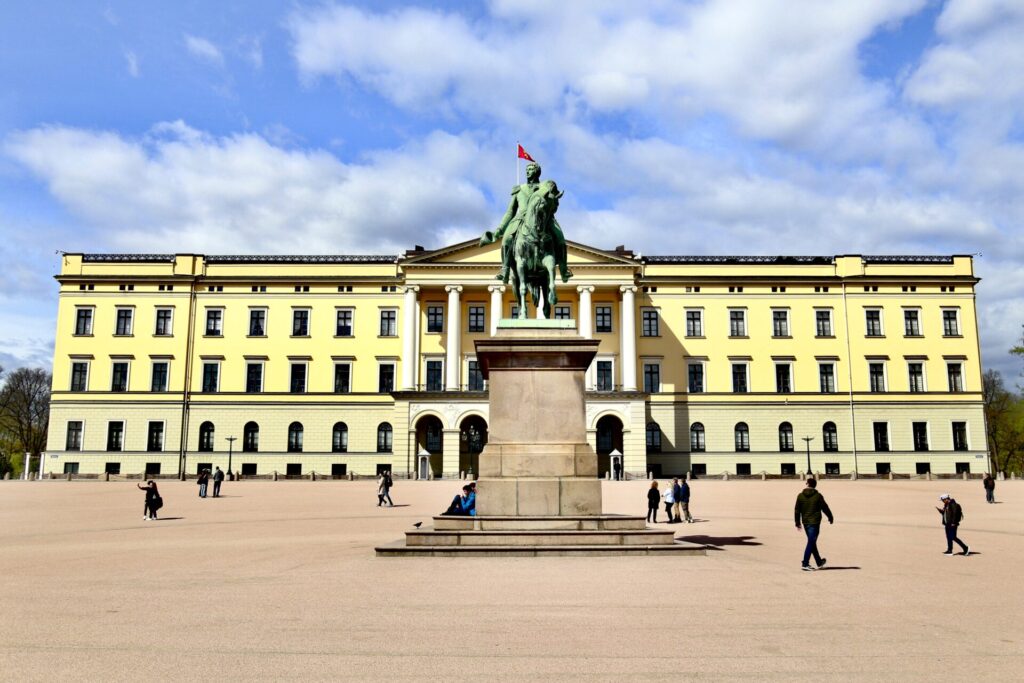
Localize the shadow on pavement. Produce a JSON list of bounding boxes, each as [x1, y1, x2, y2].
[[818, 566, 861, 571], [679, 534, 762, 550]]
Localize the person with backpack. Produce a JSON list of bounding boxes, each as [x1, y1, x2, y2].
[[983, 474, 996, 504], [936, 494, 970, 556]]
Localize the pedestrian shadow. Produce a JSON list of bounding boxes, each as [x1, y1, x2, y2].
[[679, 534, 762, 551], [152, 517, 184, 521], [818, 566, 861, 571], [381, 504, 411, 508]]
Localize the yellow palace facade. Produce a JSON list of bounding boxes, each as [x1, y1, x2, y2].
[[45, 241, 988, 478]]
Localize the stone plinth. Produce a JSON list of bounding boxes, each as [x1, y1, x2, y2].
[[376, 322, 706, 557]]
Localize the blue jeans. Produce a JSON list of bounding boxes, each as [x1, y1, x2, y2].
[[945, 525, 967, 553], [802, 524, 822, 567], [199, 482, 208, 498], [986, 489, 995, 503]]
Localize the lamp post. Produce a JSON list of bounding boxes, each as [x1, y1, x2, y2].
[[226, 436, 237, 480], [801, 436, 814, 476]]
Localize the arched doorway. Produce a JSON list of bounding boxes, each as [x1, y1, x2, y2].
[[459, 415, 488, 478], [595, 415, 624, 479], [415, 415, 444, 478]]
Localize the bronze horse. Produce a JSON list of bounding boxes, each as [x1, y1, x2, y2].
[[510, 180, 562, 319]]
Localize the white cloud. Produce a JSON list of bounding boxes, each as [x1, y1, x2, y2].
[[4, 122, 493, 255], [184, 34, 224, 66], [124, 49, 139, 78]]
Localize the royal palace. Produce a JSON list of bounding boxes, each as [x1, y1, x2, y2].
[[45, 241, 987, 478]]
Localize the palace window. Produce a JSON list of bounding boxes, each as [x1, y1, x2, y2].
[[151, 361, 169, 392], [66, 421, 83, 451], [198, 422, 215, 452], [942, 309, 960, 336], [643, 363, 660, 393], [641, 309, 659, 337], [865, 309, 883, 337], [873, 422, 889, 451], [205, 309, 223, 336], [690, 423, 706, 452], [908, 363, 926, 392], [734, 422, 750, 452], [822, 422, 838, 452], [249, 309, 267, 336], [467, 360, 485, 391], [904, 309, 921, 336], [778, 422, 794, 452], [947, 363, 963, 392], [687, 363, 705, 393], [154, 308, 173, 336], [468, 305, 486, 333], [107, 421, 124, 452], [246, 363, 263, 393], [332, 422, 348, 453], [336, 309, 354, 337], [869, 363, 886, 393], [147, 422, 164, 452], [426, 360, 443, 391], [111, 362, 130, 392], [379, 309, 397, 337], [243, 422, 259, 452], [772, 310, 789, 337], [729, 309, 746, 337], [775, 363, 792, 393], [292, 309, 310, 336], [377, 423, 393, 453], [554, 305, 571, 320], [333, 363, 351, 393], [378, 364, 395, 393], [595, 306, 613, 333], [74, 308, 94, 335], [913, 422, 929, 451], [952, 422, 968, 451], [819, 363, 836, 393], [732, 363, 749, 393], [201, 362, 219, 393], [685, 310, 703, 337], [596, 360, 613, 392], [646, 422, 662, 454], [815, 310, 832, 337], [287, 422, 304, 453], [289, 363, 307, 393], [115, 308, 134, 336], [427, 306, 443, 333], [70, 362, 89, 392]]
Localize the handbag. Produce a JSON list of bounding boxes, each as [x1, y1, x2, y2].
[[152, 496, 164, 511]]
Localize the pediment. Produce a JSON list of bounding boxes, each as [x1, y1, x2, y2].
[[400, 238, 639, 269]]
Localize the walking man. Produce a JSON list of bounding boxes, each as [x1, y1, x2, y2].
[[983, 474, 995, 504], [936, 494, 970, 556], [212, 466, 224, 497], [794, 478, 833, 571], [679, 477, 693, 523]]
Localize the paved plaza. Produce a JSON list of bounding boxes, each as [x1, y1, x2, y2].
[[1, 478, 1021, 681]]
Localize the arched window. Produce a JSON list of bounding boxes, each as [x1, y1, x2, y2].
[[823, 421, 838, 452], [198, 421, 215, 452], [689, 422, 706, 452], [287, 422, 304, 453], [332, 422, 348, 453], [735, 422, 750, 452], [243, 421, 259, 452], [377, 422, 393, 453], [646, 422, 662, 454], [779, 422, 794, 452]]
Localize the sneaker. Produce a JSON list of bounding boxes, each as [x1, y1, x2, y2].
[[143, 516, 149, 521], [801, 565, 816, 571], [963, 547, 970, 556], [817, 558, 827, 569], [942, 551, 954, 556]]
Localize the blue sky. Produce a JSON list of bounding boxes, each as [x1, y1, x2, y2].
[[1, 0, 1023, 379]]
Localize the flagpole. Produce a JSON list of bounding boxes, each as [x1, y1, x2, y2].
[[516, 140, 520, 185]]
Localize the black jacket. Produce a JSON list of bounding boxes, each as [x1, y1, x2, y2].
[[794, 488, 833, 526], [647, 488, 660, 507], [940, 500, 963, 526]]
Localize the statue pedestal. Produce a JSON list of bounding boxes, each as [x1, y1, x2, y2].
[[376, 323, 705, 556]]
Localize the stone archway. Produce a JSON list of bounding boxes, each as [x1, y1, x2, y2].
[[595, 414, 624, 479], [414, 415, 444, 478], [459, 414, 488, 479]]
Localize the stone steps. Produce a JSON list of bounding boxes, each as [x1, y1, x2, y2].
[[433, 514, 648, 532], [375, 539, 708, 557], [405, 527, 678, 547]]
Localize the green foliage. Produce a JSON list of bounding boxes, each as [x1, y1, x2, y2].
[[983, 369, 1024, 474]]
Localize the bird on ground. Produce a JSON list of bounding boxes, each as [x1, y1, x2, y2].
[[413, 522, 423, 528]]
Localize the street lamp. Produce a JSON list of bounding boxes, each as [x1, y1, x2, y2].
[[226, 436, 237, 480], [801, 436, 814, 476]]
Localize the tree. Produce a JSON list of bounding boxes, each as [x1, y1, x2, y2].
[[0, 367, 51, 476], [982, 369, 1024, 474]]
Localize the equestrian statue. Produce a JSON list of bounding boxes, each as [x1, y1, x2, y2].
[[479, 161, 572, 319]]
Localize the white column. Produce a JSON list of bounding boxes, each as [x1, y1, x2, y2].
[[620, 285, 638, 391], [445, 285, 462, 390], [577, 286, 594, 338], [488, 284, 505, 336], [401, 285, 419, 390]]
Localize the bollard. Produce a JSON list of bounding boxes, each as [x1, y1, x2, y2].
[[722, 472, 728, 481], [311, 471, 316, 481], [761, 472, 766, 481], [104, 472, 110, 482], [273, 471, 278, 481], [3, 472, 9, 480], [962, 471, 968, 480], [647, 471, 653, 480], [67, 472, 72, 481], [888, 471, 893, 480], [926, 471, 932, 481], [348, 472, 354, 481]]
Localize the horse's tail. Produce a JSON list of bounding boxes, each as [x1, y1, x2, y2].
[[530, 282, 540, 307]]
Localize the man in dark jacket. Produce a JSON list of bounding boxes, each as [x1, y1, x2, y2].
[[936, 494, 970, 556], [679, 478, 693, 523], [983, 475, 995, 504], [794, 478, 833, 571], [212, 467, 225, 497]]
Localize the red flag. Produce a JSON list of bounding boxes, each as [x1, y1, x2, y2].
[[517, 144, 535, 162]]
